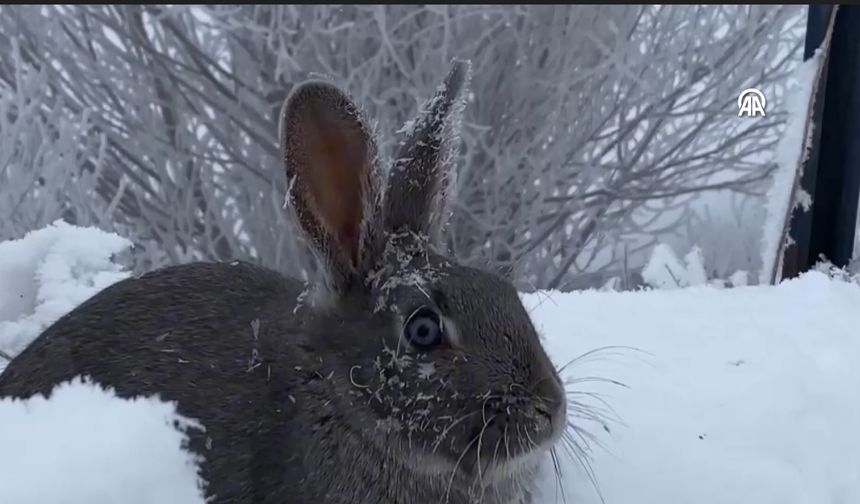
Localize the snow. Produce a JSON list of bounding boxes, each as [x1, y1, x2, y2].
[[641, 243, 709, 289], [2, 223, 860, 503], [728, 269, 750, 287], [525, 272, 860, 504], [0, 220, 131, 369], [759, 50, 824, 285], [0, 377, 206, 504]]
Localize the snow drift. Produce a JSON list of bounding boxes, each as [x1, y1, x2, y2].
[[1, 222, 859, 504], [0, 378, 206, 504], [0, 220, 130, 365]]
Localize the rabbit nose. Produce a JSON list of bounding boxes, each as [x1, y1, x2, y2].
[[533, 371, 566, 431]]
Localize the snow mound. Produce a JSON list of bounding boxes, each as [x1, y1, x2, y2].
[[524, 271, 860, 504], [0, 377, 207, 504], [642, 243, 709, 289], [0, 220, 131, 366]]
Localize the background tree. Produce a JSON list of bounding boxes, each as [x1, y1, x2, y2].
[[0, 5, 806, 290]]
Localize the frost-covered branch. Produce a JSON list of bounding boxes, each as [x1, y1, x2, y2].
[[0, 5, 806, 288]]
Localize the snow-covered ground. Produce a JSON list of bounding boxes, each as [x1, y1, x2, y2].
[[1, 222, 859, 504], [525, 273, 860, 504]]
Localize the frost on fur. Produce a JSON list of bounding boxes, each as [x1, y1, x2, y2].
[[366, 230, 448, 313], [384, 60, 472, 246]]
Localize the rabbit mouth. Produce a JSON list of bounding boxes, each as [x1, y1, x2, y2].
[[451, 409, 562, 481], [455, 435, 547, 488]]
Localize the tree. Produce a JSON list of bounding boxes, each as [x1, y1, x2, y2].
[[0, 5, 806, 289], [0, 43, 109, 241]]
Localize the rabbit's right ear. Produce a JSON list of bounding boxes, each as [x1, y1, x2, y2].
[[280, 81, 380, 289], [383, 60, 470, 247]]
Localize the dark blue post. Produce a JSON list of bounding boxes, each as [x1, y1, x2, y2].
[[783, 5, 860, 279]]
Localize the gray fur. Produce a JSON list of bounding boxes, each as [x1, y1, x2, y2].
[[0, 61, 566, 504]]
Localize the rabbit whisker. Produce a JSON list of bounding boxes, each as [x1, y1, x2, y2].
[[349, 365, 370, 389], [442, 431, 481, 504], [557, 421, 606, 504], [474, 413, 497, 501], [431, 411, 478, 454], [489, 435, 504, 503], [554, 345, 644, 375], [550, 446, 567, 504]]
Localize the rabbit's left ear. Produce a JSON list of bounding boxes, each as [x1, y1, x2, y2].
[[384, 60, 471, 246]]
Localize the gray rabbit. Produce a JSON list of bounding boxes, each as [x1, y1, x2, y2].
[[0, 61, 567, 504]]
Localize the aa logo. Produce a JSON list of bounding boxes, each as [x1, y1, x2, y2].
[[738, 88, 766, 117]]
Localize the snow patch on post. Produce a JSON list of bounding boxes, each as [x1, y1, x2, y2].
[[759, 49, 827, 285]]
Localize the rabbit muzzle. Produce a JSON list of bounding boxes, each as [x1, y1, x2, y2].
[[456, 386, 567, 479]]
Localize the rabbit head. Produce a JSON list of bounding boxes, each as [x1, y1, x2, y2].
[[279, 61, 566, 497]]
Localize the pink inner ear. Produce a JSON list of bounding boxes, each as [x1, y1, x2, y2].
[[304, 115, 366, 270]]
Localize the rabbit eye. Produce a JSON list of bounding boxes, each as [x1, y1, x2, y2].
[[404, 306, 444, 348]]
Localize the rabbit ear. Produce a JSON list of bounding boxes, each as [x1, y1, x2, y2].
[[384, 60, 471, 246], [280, 81, 380, 287]]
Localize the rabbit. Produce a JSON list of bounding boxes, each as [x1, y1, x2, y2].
[[0, 60, 567, 504]]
